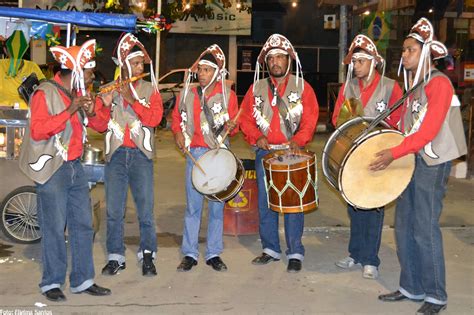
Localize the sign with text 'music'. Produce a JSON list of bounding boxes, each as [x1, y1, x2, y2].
[[171, 1, 252, 36]]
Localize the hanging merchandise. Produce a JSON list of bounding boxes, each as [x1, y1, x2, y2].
[[137, 14, 173, 34], [6, 30, 29, 77]]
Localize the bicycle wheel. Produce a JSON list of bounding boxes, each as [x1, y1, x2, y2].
[[0, 186, 41, 243]]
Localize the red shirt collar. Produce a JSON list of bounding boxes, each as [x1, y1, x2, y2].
[[357, 71, 381, 92]]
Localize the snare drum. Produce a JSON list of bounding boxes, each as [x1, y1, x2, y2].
[[191, 148, 244, 202], [262, 150, 318, 213], [322, 117, 415, 209]]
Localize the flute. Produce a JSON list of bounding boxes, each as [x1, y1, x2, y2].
[[98, 72, 150, 94]]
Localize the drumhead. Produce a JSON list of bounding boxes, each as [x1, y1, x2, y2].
[[267, 153, 311, 166], [192, 149, 238, 195], [322, 117, 389, 189], [339, 130, 415, 209]]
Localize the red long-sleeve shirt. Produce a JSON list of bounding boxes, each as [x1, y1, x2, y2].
[[30, 73, 84, 161], [88, 82, 163, 148], [332, 73, 403, 128], [390, 76, 453, 159], [171, 84, 239, 148], [239, 77, 319, 147]]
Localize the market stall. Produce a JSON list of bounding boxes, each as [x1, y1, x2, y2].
[[0, 7, 138, 243]]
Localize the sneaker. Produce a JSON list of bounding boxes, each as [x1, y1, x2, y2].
[[335, 256, 360, 269], [363, 265, 378, 279], [142, 251, 157, 277], [101, 260, 126, 276]]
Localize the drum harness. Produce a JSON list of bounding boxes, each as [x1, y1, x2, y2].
[[197, 86, 225, 141], [267, 77, 300, 138], [361, 72, 431, 140]]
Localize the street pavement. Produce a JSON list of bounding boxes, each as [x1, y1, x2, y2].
[[0, 129, 472, 314]]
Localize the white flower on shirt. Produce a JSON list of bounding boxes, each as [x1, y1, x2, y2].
[[254, 96, 263, 107], [376, 101, 387, 112], [411, 99, 422, 113], [211, 102, 223, 114], [288, 92, 300, 103]]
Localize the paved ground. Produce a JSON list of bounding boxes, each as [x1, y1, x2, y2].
[[0, 129, 473, 314]]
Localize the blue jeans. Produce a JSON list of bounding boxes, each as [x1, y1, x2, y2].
[[181, 147, 224, 261], [36, 160, 95, 293], [255, 148, 305, 261], [347, 205, 384, 267], [104, 147, 157, 263], [396, 155, 451, 305]]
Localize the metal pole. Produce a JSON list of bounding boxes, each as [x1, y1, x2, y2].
[[66, 23, 71, 47], [228, 35, 237, 85], [155, 0, 162, 80], [339, 5, 347, 83]]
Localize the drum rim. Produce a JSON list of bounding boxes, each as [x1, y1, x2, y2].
[[322, 117, 367, 188], [338, 129, 410, 209], [191, 148, 238, 195], [262, 150, 316, 171], [322, 116, 391, 189], [200, 151, 245, 202]]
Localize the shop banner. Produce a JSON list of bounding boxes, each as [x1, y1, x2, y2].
[[21, 0, 104, 12], [171, 1, 251, 36]]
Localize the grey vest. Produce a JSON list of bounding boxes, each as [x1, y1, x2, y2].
[[19, 82, 80, 184], [104, 79, 155, 161], [252, 75, 303, 140], [402, 71, 467, 165], [178, 85, 231, 148], [344, 76, 396, 118]]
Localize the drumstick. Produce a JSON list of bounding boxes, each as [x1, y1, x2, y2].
[[216, 107, 243, 148], [182, 147, 207, 175]]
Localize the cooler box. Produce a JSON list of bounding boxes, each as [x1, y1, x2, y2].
[[224, 159, 259, 235]]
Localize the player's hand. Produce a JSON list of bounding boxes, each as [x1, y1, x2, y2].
[[369, 149, 394, 171], [174, 132, 186, 151], [256, 135, 270, 150]]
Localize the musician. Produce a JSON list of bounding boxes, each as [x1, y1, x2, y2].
[[0, 30, 45, 109], [171, 45, 239, 272], [372, 18, 467, 314], [19, 40, 111, 302], [91, 33, 163, 277], [239, 34, 319, 273], [332, 34, 403, 280]]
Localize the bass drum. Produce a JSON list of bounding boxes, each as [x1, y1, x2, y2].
[[322, 117, 415, 209]]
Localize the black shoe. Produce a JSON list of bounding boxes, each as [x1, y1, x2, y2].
[[81, 284, 111, 296], [177, 256, 197, 272], [251, 253, 280, 265], [43, 288, 66, 302], [142, 251, 157, 276], [417, 302, 447, 314], [287, 259, 302, 273], [101, 260, 126, 276], [206, 256, 228, 272], [378, 290, 423, 302]]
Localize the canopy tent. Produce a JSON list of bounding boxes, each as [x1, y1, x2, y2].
[[0, 6, 136, 31], [0, 5, 161, 79]]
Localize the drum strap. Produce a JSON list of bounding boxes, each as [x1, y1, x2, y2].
[[267, 78, 296, 138], [197, 86, 224, 138]]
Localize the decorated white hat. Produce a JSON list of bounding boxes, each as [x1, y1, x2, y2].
[[343, 34, 386, 93], [253, 34, 303, 93], [181, 44, 229, 108], [343, 34, 384, 65], [408, 18, 447, 60], [115, 33, 158, 106], [399, 17, 448, 89], [50, 39, 96, 95]]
